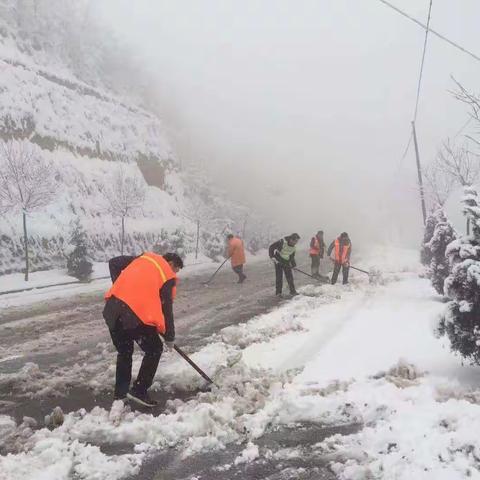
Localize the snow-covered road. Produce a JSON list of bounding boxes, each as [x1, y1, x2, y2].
[[2, 247, 480, 480], [0, 258, 291, 419]]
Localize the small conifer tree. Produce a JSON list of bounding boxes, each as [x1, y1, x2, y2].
[[427, 211, 457, 295], [66, 220, 93, 282]]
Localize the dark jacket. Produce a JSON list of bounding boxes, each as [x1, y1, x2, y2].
[[268, 238, 297, 268], [310, 235, 326, 258], [327, 238, 352, 264], [103, 255, 176, 341]]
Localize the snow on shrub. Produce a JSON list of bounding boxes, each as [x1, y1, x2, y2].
[[420, 211, 440, 266], [202, 231, 225, 261], [247, 237, 261, 255], [438, 186, 480, 363], [426, 210, 457, 295], [152, 228, 191, 259]]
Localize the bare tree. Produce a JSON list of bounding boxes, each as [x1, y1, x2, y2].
[[424, 139, 480, 208], [436, 140, 480, 187], [450, 77, 480, 149], [0, 140, 56, 280], [451, 77, 480, 123], [424, 138, 480, 234], [423, 162, 455, 209], [183, 201, 216, 260], [103, 166, 146, 255]]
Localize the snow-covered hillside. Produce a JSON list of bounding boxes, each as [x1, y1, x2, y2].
[[0, 1, 269, 274]]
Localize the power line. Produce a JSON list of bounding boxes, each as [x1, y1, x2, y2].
[[377, 0, 480, 64], [400, 132, 413, 165], [396, 0, 432, 173], [394, 130, 413, 175], [408, 0, 433, 226], [413, 0, 433, 122], [380, 0, 478, 223]]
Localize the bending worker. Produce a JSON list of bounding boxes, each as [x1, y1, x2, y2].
[[103, 251, 184, 407]]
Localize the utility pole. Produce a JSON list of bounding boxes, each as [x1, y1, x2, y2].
[[195, 219, 200, 260], [242, 214, 248, 240], [411, 121, 427, 225]]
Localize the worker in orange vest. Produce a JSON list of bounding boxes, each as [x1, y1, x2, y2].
[[102, 251, 184, 407], [327, 232, 352, 285], [309, 230, 326, 278], [226, 234, 247, 283]]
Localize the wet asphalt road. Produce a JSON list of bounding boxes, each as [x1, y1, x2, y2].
[[0, 258, 352, 479]]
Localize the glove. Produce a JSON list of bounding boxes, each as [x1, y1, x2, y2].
[[164, 340, 175, 352], [270, 257, 278, 264]]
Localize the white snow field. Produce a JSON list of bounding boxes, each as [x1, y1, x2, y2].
[[2, 246, 480, 480]]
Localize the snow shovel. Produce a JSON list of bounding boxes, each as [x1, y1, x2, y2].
[[349, 265, 369, 276], [160, 335, 216, 388], [327, 258, 381, 285], [203, 257, 230, 286], [349, 265, 382, 284], [173, 344, 216, 387], [293, 267, 329, 283]]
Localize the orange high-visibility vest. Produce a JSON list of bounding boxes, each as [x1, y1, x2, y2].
[[309, 237, 320, 255], [105, 252, 176, 333], [334, 239, 350, 265]]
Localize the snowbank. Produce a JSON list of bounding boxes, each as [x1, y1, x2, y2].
[[0, 263, 109, 292]]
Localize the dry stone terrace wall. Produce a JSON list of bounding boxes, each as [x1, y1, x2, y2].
[[0, 57, 174, 168]]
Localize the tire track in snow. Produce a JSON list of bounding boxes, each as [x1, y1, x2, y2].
[[281, 289, 373, 372]]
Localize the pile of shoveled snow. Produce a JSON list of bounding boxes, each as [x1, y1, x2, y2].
[[320, 371, 480, 480], [0, 359, 295, 480], [229, 362, 480, 480], [0, 344, 115, 399]]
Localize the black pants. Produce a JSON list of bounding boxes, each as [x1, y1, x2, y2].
[[331, 262, 349, 285], [275, 262, 296, 294], [310, 255, 320, 276], [232, 264, 246, 282], [109, 320, 162, 398]]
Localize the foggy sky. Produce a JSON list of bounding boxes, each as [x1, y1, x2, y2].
[[94, 0, 480, 248]]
